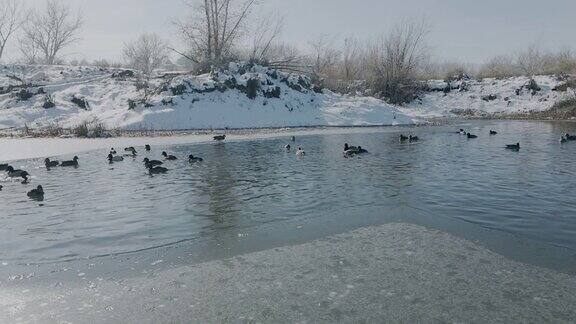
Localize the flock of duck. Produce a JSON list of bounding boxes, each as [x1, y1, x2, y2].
[[2, 128, 575, 202]]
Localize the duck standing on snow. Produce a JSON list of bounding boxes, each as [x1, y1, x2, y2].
[[188, 155, 204, 162], [506, 143, 520, 150], [108, 154, 124, 163], [162, 151, 178, 160], [213, 135, 226, 142], [296, 147, 305, 156], [467, 133, 478, 139], [61, 156, 79, 167], [44, 158, 59, 168], [27, 185, 44, 201]]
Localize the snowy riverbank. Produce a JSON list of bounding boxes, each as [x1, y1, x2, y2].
[[0, 63, 414, 131]]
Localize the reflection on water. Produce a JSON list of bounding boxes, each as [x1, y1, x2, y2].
[[1, 120, 576, 264]]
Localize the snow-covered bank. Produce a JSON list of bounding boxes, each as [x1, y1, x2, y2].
[[0, 63, 414, 131], [401, 75, 574, 118]]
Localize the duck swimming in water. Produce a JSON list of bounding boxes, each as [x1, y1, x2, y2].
[[44, 158, 59, 168], [291, 136, 296, 142], [213, 135, 226, 141], [162, 151, 178, 160], [506, 143, 520, 150], [400, 134, 409, 141], [5, 166, 29, 178], [143, 158, 163, 167], [458, 129, 467, 135], [467, 133, 478, 139], [145, 145, 151, 151], [108, 154, 124, 163], [285, 144, 291, 151], [560, 136, 568, 143], [296, 147, 305, 156], [61, 156, 79, 167], [188, 155, 204, 162], [147, 164, 168, 174], [490, 130, 498, 135], [110, 148, 117, 155], [0, 163, 9, 171], [409, 135, 419, 142], [565, 133, 576, 141], [27, 185, 44, 201]]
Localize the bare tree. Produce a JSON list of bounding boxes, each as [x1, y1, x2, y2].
[[366, 19, 431, 104], [248, 14, 283, 63], [516, 44, 546, 76], [123, 33, 169, 76], [340, 37, 363, 82], [308, 35, 341, 83], [0, 0, 25, 60], [174, 0, 257, 70], [20, 0, 83, 65]]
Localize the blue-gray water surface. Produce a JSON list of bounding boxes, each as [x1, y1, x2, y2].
[[1, 120, 576, 266]]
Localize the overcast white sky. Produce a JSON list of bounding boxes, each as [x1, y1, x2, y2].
[[5, 0, 576, 64]]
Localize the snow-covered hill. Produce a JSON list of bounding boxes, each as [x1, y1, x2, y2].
[[401, 75, 573, 118], [0, 63, 413, 131]]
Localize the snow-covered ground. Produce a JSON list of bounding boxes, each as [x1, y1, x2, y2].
[[0, 63, 413, 131], [401, 75, 573, 118]]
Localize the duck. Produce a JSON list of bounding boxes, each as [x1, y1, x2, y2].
[[143, 158, 163, 167], [5, 166, 29, 178], [188, 155, 204, 163], [489, 130, 498, 135], [27, 185, 44, 200], [296, 147, 305, 156], [0, 163, 9, 171], [44, 158, 59, 168], [291, 136, 296, 142], [409, 135, 419, 142], [162, 151, 178, 160], [147, 164, 168, 174], [458, 129, 467, 135], [213, 135, 226, 141], [467, 133, 478, 139], [565, 133, 576, 141], [400, 134, 409, 141], [123, 147, 137, 157], [560, 136, 568, 143], [344, 143, 359, 152], [285, 144, 292, 151], [61, 156, 79, 167], [145, 144, 151, 151], [506, 143, 520, 150], [0, 185, 2, 191], [110, 148, 117, 155], [108, 154, 124, 163]]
